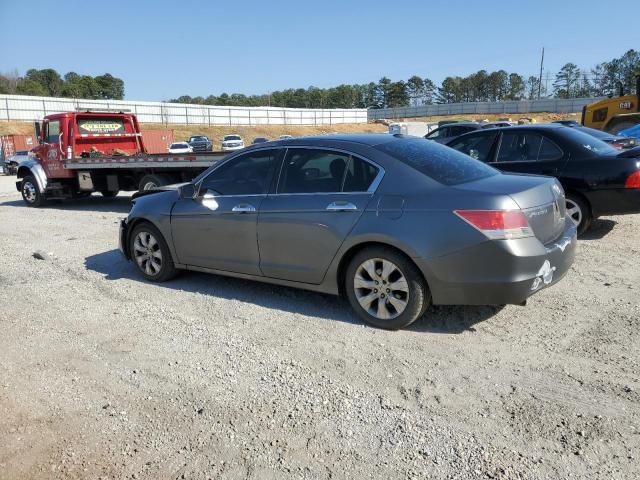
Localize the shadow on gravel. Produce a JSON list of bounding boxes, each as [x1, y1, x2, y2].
[[580, 218, 617, 241], [85, 248, 500, 333], [0, 195, 132, 214]]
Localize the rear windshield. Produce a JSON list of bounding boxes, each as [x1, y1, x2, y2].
[[561, 128, 618, 156], [190, 136, 207, 142], [375, 137, 498, 185], [225, 135, 241, 141], [171, 143, 188, 148]]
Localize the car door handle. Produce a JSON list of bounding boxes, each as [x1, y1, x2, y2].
[[232, 203, 256, 213], [326, 201, 358, 211]]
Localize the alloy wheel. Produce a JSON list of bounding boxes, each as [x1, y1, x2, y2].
[[353, 258, 409, 320], [566, 198, 582, 227], [133, 231, 163, 276]]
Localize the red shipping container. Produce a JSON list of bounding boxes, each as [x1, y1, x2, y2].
[[141, 129, 174, 154], [0, 134, 38, 158]]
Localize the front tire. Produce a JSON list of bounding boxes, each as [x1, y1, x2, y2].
[[129, 223, 178, 282], [566, 193, 592, 236], [21, 175, 46, 207], [345, 247, 430, 330], [100, 190, 119, 198]]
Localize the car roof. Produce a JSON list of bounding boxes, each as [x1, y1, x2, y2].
[[240, 133, 402, 152]]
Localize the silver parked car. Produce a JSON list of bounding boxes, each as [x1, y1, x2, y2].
[[119, 135, 576, 329]]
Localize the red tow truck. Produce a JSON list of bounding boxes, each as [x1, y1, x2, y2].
[[16, 109, 227, 206]]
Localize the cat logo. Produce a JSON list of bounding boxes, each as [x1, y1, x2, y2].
[[619, 101, 632, 110]]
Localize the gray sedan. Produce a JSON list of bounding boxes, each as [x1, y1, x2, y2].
[[119, 134, 577, 329]]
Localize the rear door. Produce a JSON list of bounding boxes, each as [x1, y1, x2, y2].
[[257, 148, 382, 284]]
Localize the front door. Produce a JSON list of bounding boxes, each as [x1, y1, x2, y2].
[[258, 148, 382, 284], [171, 148, 280, 275]]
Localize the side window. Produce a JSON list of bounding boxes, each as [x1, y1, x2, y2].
[[45, 120, 60, 144], [537, 137, 563, 161], [425, 128, 442, 139], [592, 107, 608, 123], [201, 149, 278, 195], [343, 157, 380, 192], [449, 126, 470, 137], [448, 133, 498, 163], [278, 149, 350, 194], [496, 132, 542, 162]]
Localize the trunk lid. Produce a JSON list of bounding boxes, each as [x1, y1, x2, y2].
[[459, 173, 566, 244]]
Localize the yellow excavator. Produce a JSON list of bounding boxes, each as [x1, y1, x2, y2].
[[582, 75, 640, 133]]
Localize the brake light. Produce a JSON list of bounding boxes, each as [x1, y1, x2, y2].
[[625, 171, 640, 188], [454, 210, 534, 240]]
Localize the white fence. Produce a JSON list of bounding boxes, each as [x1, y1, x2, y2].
[[368, 97, 602, 120], [0, 94, 368, 125]]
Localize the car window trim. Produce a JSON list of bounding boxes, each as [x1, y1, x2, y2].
[[273, 146, 385, 195], [195, 146, 282, 197]]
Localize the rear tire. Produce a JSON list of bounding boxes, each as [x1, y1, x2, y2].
[[344, 247, 430, 330], [129, 222, 178, 282], [21, 175, 46, 207], [138, 174, 171, 191], [566, 193, 592, 236]]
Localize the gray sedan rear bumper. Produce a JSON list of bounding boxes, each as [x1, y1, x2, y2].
[[418, 219, 577, 306]]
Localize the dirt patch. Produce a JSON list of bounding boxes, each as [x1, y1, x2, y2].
[[0, 176, 638, 479]]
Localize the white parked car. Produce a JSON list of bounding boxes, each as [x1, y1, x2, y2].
[[278, 135, 293, 140], [168, 142, 193, 154], [221, 135, 245, 151]]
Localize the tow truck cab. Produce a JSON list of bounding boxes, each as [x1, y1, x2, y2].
[[16, 109, 227, 206]]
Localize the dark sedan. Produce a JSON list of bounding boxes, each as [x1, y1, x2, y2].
[[119, 134, 576, 329], [447, 124, 640, 234], [188, 135, 213, 152]]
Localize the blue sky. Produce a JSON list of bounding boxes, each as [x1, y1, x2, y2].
[[1, 0, 637, 100]]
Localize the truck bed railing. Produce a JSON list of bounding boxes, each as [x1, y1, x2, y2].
[[63, 152, 228, 170]]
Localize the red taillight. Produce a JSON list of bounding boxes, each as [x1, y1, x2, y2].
[[625, 171, 640, 189], [454, 210, 533, 240]]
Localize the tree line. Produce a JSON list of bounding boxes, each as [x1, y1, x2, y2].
[[169, 49, 639, 109], [1, 50, 637, 109], [0, 69, 125, 100]]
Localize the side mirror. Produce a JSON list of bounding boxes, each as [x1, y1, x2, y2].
[[34, 122, 41, 142], [180, 183, 196, 199]]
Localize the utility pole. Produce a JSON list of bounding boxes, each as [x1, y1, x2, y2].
[[537, 47, 544, 99]]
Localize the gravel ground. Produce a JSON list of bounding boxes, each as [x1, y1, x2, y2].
[[0, 174, 639, 480]]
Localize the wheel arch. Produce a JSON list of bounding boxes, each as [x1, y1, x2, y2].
[[335, 241, 428, 296], [17, 161, 48, 191]]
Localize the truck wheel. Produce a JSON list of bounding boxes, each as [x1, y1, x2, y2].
[[139, 174, 171, 191], [100, 190, 119, 198], [21, 175, 46, 207], [129, 222, 178, 282]]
